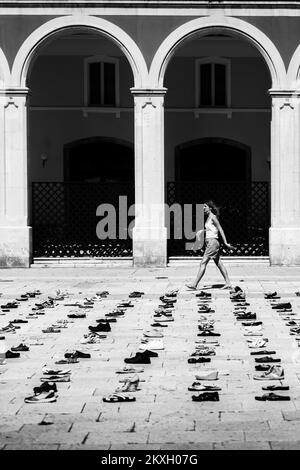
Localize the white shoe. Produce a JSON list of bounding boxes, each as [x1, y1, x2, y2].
[[143, 330, 164, 338], [195, 369, 218, 381], [247, 338, 268, 348], [139, 339, 164, 350], [254, 365, 284, 381]]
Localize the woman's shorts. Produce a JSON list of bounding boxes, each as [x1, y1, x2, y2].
[[203, 238, 220, 261]]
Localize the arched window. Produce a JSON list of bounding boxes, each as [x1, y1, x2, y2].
[[195, 57, 231, 107], [84, 56, 119, 107]]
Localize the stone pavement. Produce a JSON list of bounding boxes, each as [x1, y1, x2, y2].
[[1, 263, 300, 450]]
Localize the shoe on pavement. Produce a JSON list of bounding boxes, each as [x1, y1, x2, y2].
[[40, 374, 70, 382], [89, 322, 111, 333], [24, 391, 57, 404], [188, 382, 221, 391], [250, 350, 276, 356], [247, 338, 268, 349], [192, 392, 219, 402], [11, 343, 29, 352], [143, 330, 164, 338], [255, 393, 290, 401], [5, 350, 20, 358], [139, 340, 164, 350], [116, 366, 144, 374], [195, 370, 218, 381], [255, 356, 281, 363], [33, 381, 58, 395], [124, 352, 151, 364], [253, 365, 284, 380]]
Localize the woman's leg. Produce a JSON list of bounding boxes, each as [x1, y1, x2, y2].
[[214, 257, 231, 287], [187, 258, 210, 289]]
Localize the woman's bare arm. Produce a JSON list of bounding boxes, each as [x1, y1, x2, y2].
[[211, 215, 235, 249]]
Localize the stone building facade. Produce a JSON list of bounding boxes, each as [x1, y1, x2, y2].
[[0, 1, 300, 267]]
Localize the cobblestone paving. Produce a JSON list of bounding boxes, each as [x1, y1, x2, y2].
[[1, 264, 300, 450]]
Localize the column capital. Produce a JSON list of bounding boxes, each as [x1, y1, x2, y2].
[[130, 87, 168, 97], [269, 88, 300, 97], [0, 87, 30, 97]]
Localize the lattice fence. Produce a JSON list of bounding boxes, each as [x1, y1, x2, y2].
[[167, 181, 269, 256], [32, 182, 134, 257]]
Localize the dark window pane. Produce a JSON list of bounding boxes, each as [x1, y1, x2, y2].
[[200, 64, 212, 106], [103, 62, 116, 106], [89, 62, 101, 106], [214, 63, 227, 106]]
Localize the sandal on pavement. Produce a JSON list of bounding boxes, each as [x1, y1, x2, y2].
[[255, 393, 290, 401], [188, 382, 221, 391], [116, 366, 144, 374], [262, 385, 290, 391], [103, 393, 136, 403]]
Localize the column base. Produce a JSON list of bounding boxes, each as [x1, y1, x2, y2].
[[0, 227, 32, 267], [269, 227, 300, 265], [133, 226, 167, 267]]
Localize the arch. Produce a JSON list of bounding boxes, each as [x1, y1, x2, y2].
[[11, 15, 148, 88], [287, 44, 300, 88], [149, 16, 287, 89], [0, 48, 11, 87]]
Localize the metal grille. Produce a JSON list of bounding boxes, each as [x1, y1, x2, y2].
[[167, 181, 269, 256], [32, 182, 134, 257]]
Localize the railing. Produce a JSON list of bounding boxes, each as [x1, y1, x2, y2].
[[32, 181, 269, 257], [167, 181, 269, 256], [32, 182, 134, 257]]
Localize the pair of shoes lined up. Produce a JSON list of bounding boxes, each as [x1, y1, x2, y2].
[[103, 292, 168, 403], [187, 291, 221, 402], [251, 291, 290, 401], [252, 290, 293, 401], [24, 367, 72, 403]]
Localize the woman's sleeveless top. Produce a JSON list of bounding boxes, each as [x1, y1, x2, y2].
[[205, 216, 218, 239]]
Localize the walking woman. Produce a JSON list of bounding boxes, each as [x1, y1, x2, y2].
[[186, 201, 234, 290]]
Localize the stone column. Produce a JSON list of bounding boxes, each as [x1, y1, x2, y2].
[[0, 88, 31, 267], [131, 88, 167, 266], [269, 91, 300, 265]]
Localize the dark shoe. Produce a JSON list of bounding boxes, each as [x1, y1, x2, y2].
[[89, 322, 111, 332], [188, 357, 211, 364], [242, 321, 262, 327], [141, 350, 158, 358], [11, 343, 29, 352], [262, 385, 290, 391], [33, 381, 57, 395], [250, 350, 276, 356], [192, 392, 219, 401], [151, 322, 168, 328], [197, 331, 220, 337], [67, 313, 86, 319], [255, 364, 271, 371], [96, 318, 116, 323], [5, 350, 20, 358], [255, 356, 281, 363], [271, 302, 291, 309], [255, 393, 290, 401], [10, 319, 28, 324], [124, 352, 151, 364], [64, 351, 91, 359], [236, 313, 257, 320]]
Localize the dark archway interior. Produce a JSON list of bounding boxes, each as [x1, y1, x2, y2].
[[176, 141, 250, 182], [64, 139, 134, 182]]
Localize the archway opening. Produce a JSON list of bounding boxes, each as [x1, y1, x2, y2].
[[28, 28, 135, 258], [165, 31, 271, 257]]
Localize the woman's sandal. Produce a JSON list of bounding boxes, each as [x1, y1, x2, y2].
[[255, 393, 290, 401], [103, 393, 136, 403]]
